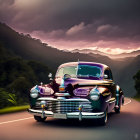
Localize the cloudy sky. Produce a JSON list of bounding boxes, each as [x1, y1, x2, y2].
[[0, 0, 140, 54]]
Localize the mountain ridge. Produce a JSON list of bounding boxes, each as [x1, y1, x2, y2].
[[0, 22, 140, 96], [71, 48, 140, 59]]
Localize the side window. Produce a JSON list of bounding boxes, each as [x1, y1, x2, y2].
[[104, 69, 110, 79], [104, 69, 113, 80]]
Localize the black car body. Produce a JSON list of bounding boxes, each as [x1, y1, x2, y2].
[[28, 61, 124, 125]]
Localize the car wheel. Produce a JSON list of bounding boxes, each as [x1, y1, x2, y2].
[[34, 115, 46, 122], [99, 111, 108, 125], [114, 106, 121, 113]]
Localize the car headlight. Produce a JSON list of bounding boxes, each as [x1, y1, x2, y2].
[[90, 95, 100, 100], [30, 88, 39, 98], [90, 87, 100, 101]]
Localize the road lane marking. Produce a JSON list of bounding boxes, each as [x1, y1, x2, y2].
[[123, 98, 131, 106], [0, 117, 33, 125]]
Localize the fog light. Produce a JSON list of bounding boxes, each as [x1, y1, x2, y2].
[[40, 101, 46, 108]]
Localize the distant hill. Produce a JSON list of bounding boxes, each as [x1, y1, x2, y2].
[[0, 22, 140, 97], [72, 49, 107, 56], [0, 23, 113, 69], [72, 49, 140, 59]]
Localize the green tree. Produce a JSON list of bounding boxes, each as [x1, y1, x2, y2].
[[7, 93, 17, 106], [7, 77, 32, 103], [0, 88, 11, 109], [133, 70, 140, 96], [28, 60, 53, 84], [0, 43, 53, 108]]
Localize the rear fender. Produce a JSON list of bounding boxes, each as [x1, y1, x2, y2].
[[116, 85, 124, 106]]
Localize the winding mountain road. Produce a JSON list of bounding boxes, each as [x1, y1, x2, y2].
[[0, 98, 140, 140]]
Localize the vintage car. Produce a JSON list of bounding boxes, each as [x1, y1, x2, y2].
[[28, 61, 124, 125]]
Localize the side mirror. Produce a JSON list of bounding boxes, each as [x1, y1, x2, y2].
[[48, 73, 53, 80], [104, 74, 108, 79]]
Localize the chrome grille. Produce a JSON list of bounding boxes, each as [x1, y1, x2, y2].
[[35, 99, 92, 113]]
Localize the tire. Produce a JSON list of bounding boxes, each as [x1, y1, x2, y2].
[[122, 97, 124, 105], [99, 111, 108, 126], [34, 115, 46, 122], [114, 106, 121, 113]]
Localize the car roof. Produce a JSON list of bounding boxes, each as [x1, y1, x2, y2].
[[58, 61, 109, 69]]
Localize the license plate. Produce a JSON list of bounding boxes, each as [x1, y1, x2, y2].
[[54, 113, 67, 119]]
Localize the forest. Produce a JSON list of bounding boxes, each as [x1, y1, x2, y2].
[[0, 43, 53, 109]]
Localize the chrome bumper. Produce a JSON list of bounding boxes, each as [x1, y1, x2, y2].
[[28, 108, 105, 120]]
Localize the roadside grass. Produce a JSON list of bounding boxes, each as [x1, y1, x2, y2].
[[0, 105, 30, 114], [133, 95, 140, 102]]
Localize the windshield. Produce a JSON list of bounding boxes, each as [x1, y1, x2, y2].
[[56, 64, 102, 79], [56, 66, 77, 78], [77, 65, 102, 78]]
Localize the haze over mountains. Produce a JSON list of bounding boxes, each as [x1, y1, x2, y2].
[[0, 22, 140, 97], [72, 49, 140, 59]]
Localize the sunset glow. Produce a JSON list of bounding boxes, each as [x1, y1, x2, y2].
[[0, 0, 140, 55], [30, 31, 140, 55]]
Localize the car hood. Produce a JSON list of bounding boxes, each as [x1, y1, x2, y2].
[[55, 77, 113, 86]]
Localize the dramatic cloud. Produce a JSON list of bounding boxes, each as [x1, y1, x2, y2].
[[66, 22, 85, 36], [0, 0, 140, 54]]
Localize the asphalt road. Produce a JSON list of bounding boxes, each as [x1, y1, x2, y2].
[[0, 98, 140, 140]]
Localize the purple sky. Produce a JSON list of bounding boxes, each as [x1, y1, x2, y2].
[[0, 0, 140, 54]]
